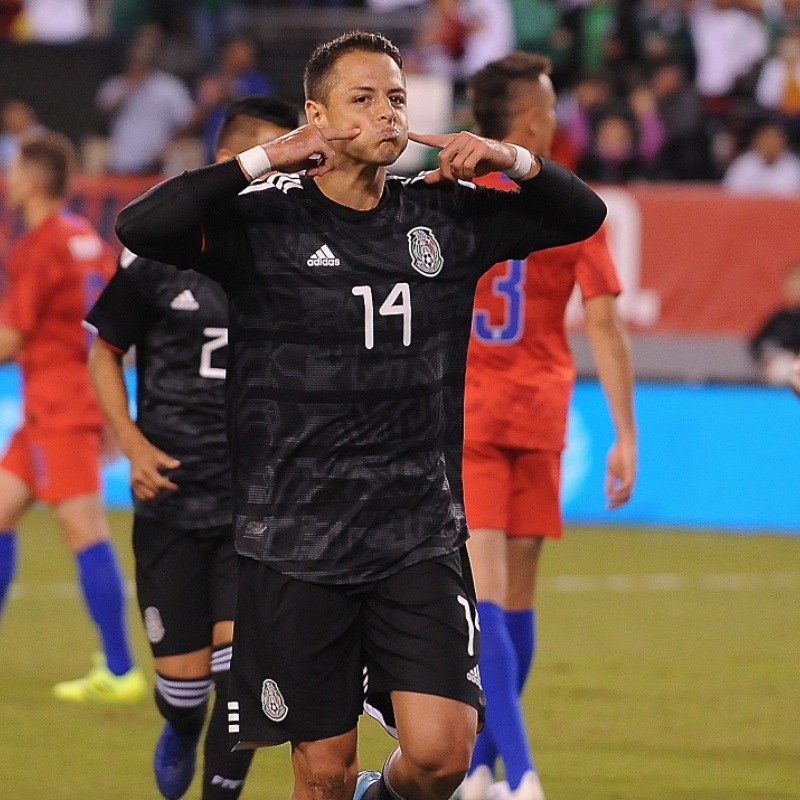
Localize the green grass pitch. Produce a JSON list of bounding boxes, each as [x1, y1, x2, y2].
[[1, 509, 798, 799]]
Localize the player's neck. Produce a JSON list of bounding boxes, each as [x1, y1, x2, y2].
[[23, 196, 62, 230], [313, 163, 387, 211]]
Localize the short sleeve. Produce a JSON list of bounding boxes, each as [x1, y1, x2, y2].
[[85, 253, 158, 351], [574, 224, 621, 301]]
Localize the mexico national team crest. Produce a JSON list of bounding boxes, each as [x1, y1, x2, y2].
[[407, 226, 444, 277], [261, 678, 288, 722]]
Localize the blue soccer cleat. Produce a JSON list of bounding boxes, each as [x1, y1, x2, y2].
[[153, 721, 201, 799], [353, 770, 381, 800]]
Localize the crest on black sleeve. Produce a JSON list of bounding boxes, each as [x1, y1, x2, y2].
[[407, 226, 444, 277]]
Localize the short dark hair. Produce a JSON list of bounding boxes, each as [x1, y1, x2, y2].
[[303, 30, 403, 102], [215, 94, 301, 150], [18, 131, 76, 198], [469, 52, 552, 141]]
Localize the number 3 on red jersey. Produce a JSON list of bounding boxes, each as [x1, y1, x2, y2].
[[472, 259, 525, 345]]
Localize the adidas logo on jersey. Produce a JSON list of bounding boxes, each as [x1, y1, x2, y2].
[[307, 244, 340, 267], [170, 290, 200, 311]]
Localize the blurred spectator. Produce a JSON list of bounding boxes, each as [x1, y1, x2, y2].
[[634, 0, 696, 76], [509, 0, 574, 75], [20, 0, 92, 41], [192, 34, 273, 162], [688, 0, 768, 107], [576, 108, 652, 182], [107, 0, 158, 35], [763, 0, 800, 44], [628, 79, 666, 163], [580, 0, 620, 74], [755, 29, 800, 147], [557, 70, 615, 158], [0, 99, 46, 170], [723, 120, 800, 193], [651, 58, 715, 178], [192, 0, 249, 66], [95, 24, 194, 174], [416, 0, 514, 83], [0, 0, 25, 37], [750, 260, 800, 383]]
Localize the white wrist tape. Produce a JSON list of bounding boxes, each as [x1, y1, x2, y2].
[[504, 144, 534, 180], [237, 145, 272, 181]]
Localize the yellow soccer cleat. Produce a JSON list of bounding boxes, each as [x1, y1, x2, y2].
[[53, 653, 147, 704]]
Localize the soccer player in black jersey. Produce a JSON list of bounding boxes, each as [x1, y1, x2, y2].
[[114, 30, 606, 800], [85, 95, 300, 800]]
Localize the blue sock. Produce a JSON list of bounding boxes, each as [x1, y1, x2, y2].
[[0, 532, 17, 617], [471, 601, 534, 788], [506, 608, 536, 692], [76, 541, 133, 676], [470, 608, 538, 775]]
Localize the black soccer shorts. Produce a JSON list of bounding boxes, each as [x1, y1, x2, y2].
[[228, 550, 486, 746], [132, 516, 237, 658]]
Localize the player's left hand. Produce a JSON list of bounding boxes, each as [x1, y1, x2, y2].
[[408, 131, 526, 184], [605, 438, 637, 509]]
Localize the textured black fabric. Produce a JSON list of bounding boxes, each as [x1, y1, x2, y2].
[[87, 253, 231, 527]]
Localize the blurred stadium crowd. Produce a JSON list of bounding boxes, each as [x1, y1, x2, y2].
[[2, 0, 800, 193]]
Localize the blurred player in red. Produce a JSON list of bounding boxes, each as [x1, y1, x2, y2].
[[0, 132, 145, 702], [460, 53, 638, 800]]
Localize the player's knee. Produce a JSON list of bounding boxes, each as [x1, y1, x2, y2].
[[401, 738, 472, 798], [293, 741, 358, 800]]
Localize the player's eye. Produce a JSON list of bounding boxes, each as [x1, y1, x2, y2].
[[390, 95, 406, 106]]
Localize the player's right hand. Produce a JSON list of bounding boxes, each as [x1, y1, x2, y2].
[[263, 124, 360, 177], [126, 436, 181, 501]]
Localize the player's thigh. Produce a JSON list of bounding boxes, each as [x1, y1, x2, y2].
[[230, 556, 364, 747], [133, 516, 220, 658], [362, 551, 484, 738], [462, 440, 513, 533], [291, 728, 359, 800]]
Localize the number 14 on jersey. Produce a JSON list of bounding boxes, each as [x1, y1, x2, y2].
[[352, 282, 411, 350]]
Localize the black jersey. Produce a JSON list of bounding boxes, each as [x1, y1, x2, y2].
[[86, 250, 231, 528], [116, 158, 606, 584]]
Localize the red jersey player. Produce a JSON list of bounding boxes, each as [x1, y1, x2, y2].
[[0, 132, 144, 702], [459, 54, 637, 800]]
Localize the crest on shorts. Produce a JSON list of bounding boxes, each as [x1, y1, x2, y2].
[[407, 226, 444, 277], [261, 678, 288, 722], [144, 606, 165, 644]]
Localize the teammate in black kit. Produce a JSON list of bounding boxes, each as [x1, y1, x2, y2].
[[114, 31, 606, 800], [85, 95, 299, 800]]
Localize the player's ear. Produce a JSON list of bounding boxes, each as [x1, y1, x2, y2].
[[305, 99, 326, 128]]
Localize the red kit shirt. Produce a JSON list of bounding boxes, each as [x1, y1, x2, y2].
[[1, 211, 115, 430], [464, 172, 621, 451]]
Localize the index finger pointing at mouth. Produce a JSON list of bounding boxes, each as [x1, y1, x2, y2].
[[407, 131, 451, 148], [321, 127, 361, 141]]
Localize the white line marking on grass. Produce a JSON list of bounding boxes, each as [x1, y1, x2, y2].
[[7, 573, 799, 602], [8, 580, 137, 600], [544, 572, 800, 593]]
